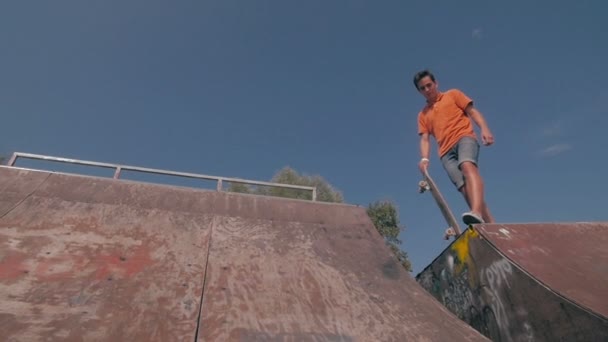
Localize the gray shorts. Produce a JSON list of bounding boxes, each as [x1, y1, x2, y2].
[[440, 136, 479, 190]]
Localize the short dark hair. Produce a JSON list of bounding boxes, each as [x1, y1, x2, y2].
[[413, 70, 435, 89]]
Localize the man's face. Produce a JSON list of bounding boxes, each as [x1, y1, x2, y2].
[[417, 76, 439, 101]]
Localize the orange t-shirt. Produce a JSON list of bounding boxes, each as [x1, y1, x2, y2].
[[417, 89, 477, 157]]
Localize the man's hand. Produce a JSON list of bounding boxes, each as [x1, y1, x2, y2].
[[419, 158, 429, 174], [465, 105, 495, 146], [481, 128, 494, 146]]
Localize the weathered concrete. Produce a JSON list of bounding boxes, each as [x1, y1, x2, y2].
[[0, 166, 488, 341], [416, 224, 608, 341]]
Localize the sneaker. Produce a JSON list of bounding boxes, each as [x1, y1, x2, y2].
[[462, 211, 484, 225]]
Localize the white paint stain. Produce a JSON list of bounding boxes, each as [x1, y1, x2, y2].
[[522, 322, 535, 341], [446, 254, 454, 274], [532, 246, 550, 255], [498, 228, 511, 239]]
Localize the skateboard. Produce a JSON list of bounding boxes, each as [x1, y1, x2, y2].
[[418, 168, 461, 240]]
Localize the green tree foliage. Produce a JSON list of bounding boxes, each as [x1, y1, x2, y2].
[[367, 200, 412, 272], [226, 182, 252, 194], [265, 167, 344, 203]]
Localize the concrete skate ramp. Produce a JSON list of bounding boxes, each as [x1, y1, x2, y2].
[[0, 167, 487, 341], [416, 223, 608, 341]]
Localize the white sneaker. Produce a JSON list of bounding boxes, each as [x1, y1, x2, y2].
[[462, 211, 484, 225]]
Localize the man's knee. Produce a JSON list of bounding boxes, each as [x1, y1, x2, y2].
[[459, 160, 477, 169], [459, 161, 479, 176]]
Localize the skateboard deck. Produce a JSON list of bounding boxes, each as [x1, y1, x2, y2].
[[418, 168, 461, 240]]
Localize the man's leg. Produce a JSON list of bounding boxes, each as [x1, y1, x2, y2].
[[458, 184, 471, 207], [460, 162, 484, 215], [440, 145, 477, 223], [441, 139, 493, 224], [459, 164, 494, 223], [456, 137, 495, 224]]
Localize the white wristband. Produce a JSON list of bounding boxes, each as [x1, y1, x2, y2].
[[421, 158, 430, 162]]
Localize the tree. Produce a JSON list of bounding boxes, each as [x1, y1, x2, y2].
[[226, 182, 252, 194], [367, 200, 412, 272], [265, 167, 344, 203]]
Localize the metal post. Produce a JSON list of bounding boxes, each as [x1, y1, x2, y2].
[[113, 166, 122, 179], [7, 153, 18, 166], [217, 179, 223, 192], [312, 188, 317, 201]]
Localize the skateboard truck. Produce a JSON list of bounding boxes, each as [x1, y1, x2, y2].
[[443, 227, 457, 240], [418, 170, 462, 240], [418, 180, 430, 193]]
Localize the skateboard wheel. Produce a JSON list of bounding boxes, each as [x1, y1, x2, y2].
[[443, 228, 456, 240]]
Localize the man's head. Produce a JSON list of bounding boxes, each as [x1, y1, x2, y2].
[[413, 69, 439, 102]]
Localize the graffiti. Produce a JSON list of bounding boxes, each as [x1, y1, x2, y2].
[[417, 269, 436, 292], [478, 259, 514, 341], [468, 305, 502, 341], [522, 322, 535, 341], [415, 225, 608, 342], [449, 229, 480, 275], [415, 229, 519, 342], [480, 283, 511, 341], [481, 258, 512, 290], [441, 269, 474, 320]]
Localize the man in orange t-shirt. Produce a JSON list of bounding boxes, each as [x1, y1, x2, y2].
[[414, 69, 495, 225]]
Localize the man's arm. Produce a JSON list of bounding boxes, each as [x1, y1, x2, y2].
[[465, 104, 494, 146], [419, 133, 430, 173]]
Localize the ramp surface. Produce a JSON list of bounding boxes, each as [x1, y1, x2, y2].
[[416, 223, 608, 342], [0, 167, 487, 341]]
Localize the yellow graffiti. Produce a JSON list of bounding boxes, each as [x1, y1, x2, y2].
[[450, 228, 480, 282]]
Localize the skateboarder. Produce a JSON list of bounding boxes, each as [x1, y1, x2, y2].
[[414, 69, 495, 224]]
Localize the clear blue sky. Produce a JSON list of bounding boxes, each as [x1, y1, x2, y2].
[[2, 1, 607, 274]]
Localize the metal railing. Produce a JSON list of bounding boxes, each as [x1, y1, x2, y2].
[[6, 152, 317, 201]]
